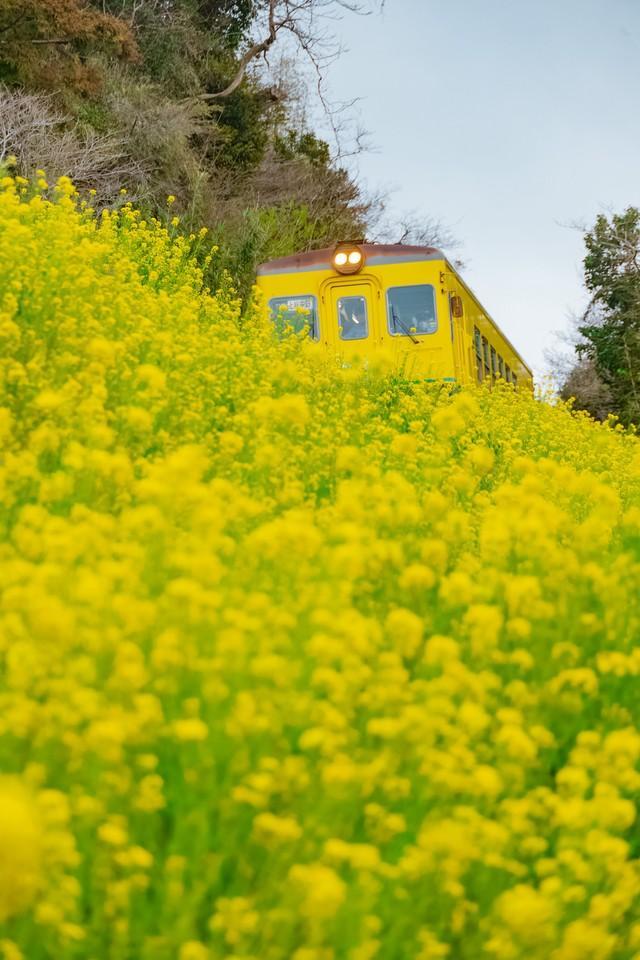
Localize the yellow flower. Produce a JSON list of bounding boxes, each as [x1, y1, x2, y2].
[[385, 607, 423, 658], [172, 718, 209, 742], [466, 443, 495, 476], [98, 821, 128, 847], [417, 928, 450, 959], [431, 406, 465, 438], [554, 919, 617, 960], [494, 884, 557, 945], [0, 778, 42, 922], [0, 942, 24, 960], [179, 942, 209, 960], [253, 812, 302, 845], [289, 863, 346, 919]]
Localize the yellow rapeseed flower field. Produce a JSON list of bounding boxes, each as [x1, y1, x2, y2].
[[1, 176, 640, 960]]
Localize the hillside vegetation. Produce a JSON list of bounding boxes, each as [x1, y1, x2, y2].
[[0, 0, 378, 302], [1, 180, 640, 959]]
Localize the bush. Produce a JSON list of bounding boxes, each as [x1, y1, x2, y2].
[[1, 180, 640, 959], [0, 87, 144, 203], [560, 357, 614, 422]]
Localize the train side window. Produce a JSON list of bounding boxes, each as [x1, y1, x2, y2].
[[482, 337, 491, 377], [387, 284, 437, 336], [505, 364, 512, 382], [474, 327, 484, 382], [490, 346, 498, 378], [269, 295, 319, 340], [512, 373, 518, 387], [338, 295, 368, 340], [498, 355, 505, 378]]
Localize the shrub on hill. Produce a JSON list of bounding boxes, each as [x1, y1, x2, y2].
[[0, 0, 376, 302]]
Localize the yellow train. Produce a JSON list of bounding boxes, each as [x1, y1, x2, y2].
[[257, 242, 533, 387]]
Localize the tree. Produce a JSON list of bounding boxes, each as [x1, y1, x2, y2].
[[0, 0, 137, 92], [92, 0, 257, 96], [578, 208, 640, 425], [200, 0, 372, 102]]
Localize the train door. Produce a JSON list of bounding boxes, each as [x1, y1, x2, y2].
[[323, 278, 381, 366], [447, 278, 470, 382]]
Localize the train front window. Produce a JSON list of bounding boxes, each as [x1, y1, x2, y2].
[[269, 296, 318, 340], [387, 285, 437, 336], [337, 295, 368, 340]]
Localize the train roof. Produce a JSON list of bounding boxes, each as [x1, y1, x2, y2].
[[256, 244, 444, 275]]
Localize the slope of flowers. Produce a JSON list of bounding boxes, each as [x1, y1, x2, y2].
[[1, 177, 640, 960]]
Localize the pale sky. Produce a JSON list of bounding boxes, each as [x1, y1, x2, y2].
[[322, 0, 640, 378]]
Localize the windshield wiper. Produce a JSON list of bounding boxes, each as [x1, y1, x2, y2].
[[391, 305, 419, 344]]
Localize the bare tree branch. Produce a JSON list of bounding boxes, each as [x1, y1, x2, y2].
[[0, 86, 148, 203], [199, 0, 372, 118], [0, 37, 75, 45], [199, 0, 280, 99]]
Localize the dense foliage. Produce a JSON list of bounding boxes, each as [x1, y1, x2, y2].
[[577, 208, 640, 427], [1, 181, 640, 959], [559, 208, 640, 427]]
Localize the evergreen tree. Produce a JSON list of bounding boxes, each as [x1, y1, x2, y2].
[[579, 208, 640, 426]]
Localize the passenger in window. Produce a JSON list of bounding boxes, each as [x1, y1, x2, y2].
[[338, 297, 367, 340]]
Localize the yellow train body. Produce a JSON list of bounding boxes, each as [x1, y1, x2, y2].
[[256, 243, 533, 388]]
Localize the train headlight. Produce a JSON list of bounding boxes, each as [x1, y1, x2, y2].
[[333, 243, 365, 274]]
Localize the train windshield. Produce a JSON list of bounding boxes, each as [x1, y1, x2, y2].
[[269, 295, 318, 339], [387, 284, 437, 336]]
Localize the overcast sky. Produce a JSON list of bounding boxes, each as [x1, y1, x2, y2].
[[321, 0, 640, 377]]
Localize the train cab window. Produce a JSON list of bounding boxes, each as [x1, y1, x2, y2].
[[387, 284, 437, 337], [269, 295, 318, 340], [338, 295, 368, 340]]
